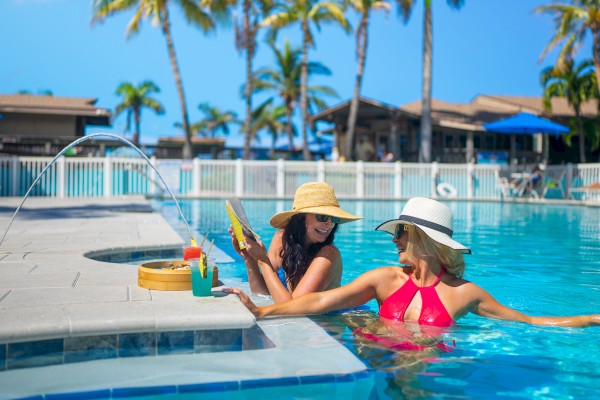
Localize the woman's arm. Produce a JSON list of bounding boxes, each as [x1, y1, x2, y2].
[[228, 226, 269, 295], [227, 268, 385, 317], [288, 245, 342, 298], [467, 284, 600, 327], [244, 232, 293, 302]]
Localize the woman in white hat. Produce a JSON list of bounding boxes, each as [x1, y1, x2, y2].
[[229, 182, 361, 303], [227, 197, 599, 327]]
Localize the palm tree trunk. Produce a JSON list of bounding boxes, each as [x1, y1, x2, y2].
[[161, 7, 193, 160], [576, 108, 586, 163], [345, 14, 369, 162], [419, 0, 433, 163], [593, 30, 600, 163], [243, 0, 254, 160], [285, 102, 294, 156], [134, 108, 141, 146], [301, 18, 311, 161]]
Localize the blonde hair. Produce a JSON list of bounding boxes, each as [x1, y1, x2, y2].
[[404, 225, 466, 278]]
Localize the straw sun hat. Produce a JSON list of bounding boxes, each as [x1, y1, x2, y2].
[[269, 182, 362, 229], [375, 197, 471, 254]]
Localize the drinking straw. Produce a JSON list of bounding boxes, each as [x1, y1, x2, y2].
[[206, 239, 215, 258], [190, 238, 197, 247], [200, 231, 209, 247]]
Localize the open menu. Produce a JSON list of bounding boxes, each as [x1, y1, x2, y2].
[[225, 198, 259, 250]]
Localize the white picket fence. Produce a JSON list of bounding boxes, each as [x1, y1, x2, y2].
[[1, 155, 599, 201]]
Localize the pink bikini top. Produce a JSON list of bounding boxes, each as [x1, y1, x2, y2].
[[378, 268, 454, 327]]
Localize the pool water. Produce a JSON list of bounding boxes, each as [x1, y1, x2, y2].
[[152, 199, 600, 399]]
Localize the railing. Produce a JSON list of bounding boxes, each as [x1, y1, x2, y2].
[[1, 154, 599, 201]]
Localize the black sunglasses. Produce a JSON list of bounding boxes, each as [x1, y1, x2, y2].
[[315, 214, 341, 224], [394, 224, 409, 239]]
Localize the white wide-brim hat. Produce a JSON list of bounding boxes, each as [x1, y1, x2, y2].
[[375, 197, 471, 254], [270, 182, 362, 229]]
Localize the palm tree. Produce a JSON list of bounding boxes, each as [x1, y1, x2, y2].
[[251, 98, 288, 158], [261, 0, 350, 160], [536, 1, 600, 102], [252, 39, 338, 154], [92, 0, 227, 160], [397, 0, 464, 163], [235, 1, 276, 160], [114, 80, 165, 146], [541, 59, 597, 163], [345, 0, 390, 161], [192, 103, 240, 138]]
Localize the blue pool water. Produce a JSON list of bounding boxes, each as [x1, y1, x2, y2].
[[152, 198, 600, 399]]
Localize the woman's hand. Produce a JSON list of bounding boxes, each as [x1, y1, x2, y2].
[[225, 287, 261, 317], [228, 226, 252, 261], [243, 234, 269, 264]]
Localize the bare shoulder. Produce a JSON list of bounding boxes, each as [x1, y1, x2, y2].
[[315, 243, 341, 259], [444, 276, 487, 299]]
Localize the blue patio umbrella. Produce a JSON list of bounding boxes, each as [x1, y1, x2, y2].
[[483, 112, 569, 163], [483, 112, 569, 135]]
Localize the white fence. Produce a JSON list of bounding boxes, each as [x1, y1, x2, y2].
[[1, 155, 599, 201]]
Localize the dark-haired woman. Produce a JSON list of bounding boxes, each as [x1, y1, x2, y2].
[[229, 182, 361, 303]]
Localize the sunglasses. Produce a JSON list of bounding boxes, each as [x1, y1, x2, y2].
[[315, 214, 341, 224], [394, 224, 409, 239]]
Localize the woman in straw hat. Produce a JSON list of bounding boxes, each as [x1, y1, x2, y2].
[[227, 197, 599, 327], [228, 182, 361, 303]]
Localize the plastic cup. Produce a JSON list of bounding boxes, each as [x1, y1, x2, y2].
[[189, 257, 215, 297], [183, 246, 202, 261]]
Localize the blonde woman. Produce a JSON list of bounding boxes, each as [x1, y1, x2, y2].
[[227, 197, 599, 328]]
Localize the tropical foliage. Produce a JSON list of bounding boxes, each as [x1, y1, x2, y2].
[[536, 0, 600, 98], [252, 39, 338, 154], [345, 0, 390, 160], [114, 80, 165, 146], [92, 0, 228, 159], [397, 0, 464, 163], [541, 58, 599, 162], [261, 0, 350, 160], [191, 103, 240, 138], [234, 0, 276, 159], [251, 98, 288, 158]]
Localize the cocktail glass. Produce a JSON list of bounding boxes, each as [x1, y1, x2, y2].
[[189, 257, 215, 297]]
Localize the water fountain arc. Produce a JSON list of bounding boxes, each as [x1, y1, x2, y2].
[[0, 133, 195, 247]]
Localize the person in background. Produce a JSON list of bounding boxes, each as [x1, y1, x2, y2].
[[229, 182, 361, 303], [356, 135, 375, 161], [227, 197, 599, 328]]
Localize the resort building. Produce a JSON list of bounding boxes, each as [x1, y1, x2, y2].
[[0, 94, 112, 156], [313, 95, 599, 164]]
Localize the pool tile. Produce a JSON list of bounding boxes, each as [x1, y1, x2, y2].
[[240, 377, 299, 390], [242, 325, 275, 350], [14, 396, 43, 400], [118, 333, 156, 358], [178, 381, 239, 393], [112, 385, 176, 398], [300, 374, 337, 384], [45, 389, 111, 400], [8, 338, 63, 369], [157, 331, 194, 355], [0, 343, 6, 371], [195, 329, 242, 353], [64, 335, 118, 363]]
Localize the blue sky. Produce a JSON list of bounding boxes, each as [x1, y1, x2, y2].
[[1, 0, 586, 145]]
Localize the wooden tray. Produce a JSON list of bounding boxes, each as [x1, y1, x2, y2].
[[138, 260, 218, 291]]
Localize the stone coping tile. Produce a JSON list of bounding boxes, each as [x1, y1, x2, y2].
[[64, 302, 157, 338], [0, 306, 70, 343], [0, 262, 38, 274], [0, 272, 79, 290], [75, 270, 138, 287], [0, 286, 129, 308], [152, 295, 255, 331]]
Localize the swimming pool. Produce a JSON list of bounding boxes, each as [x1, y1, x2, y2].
[[153, 198, 600, 398]]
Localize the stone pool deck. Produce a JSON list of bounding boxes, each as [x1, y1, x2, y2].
[[0, 197, 366, 398]]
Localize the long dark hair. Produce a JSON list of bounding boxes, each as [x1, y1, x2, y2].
[[280, 214, 338, 291]]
